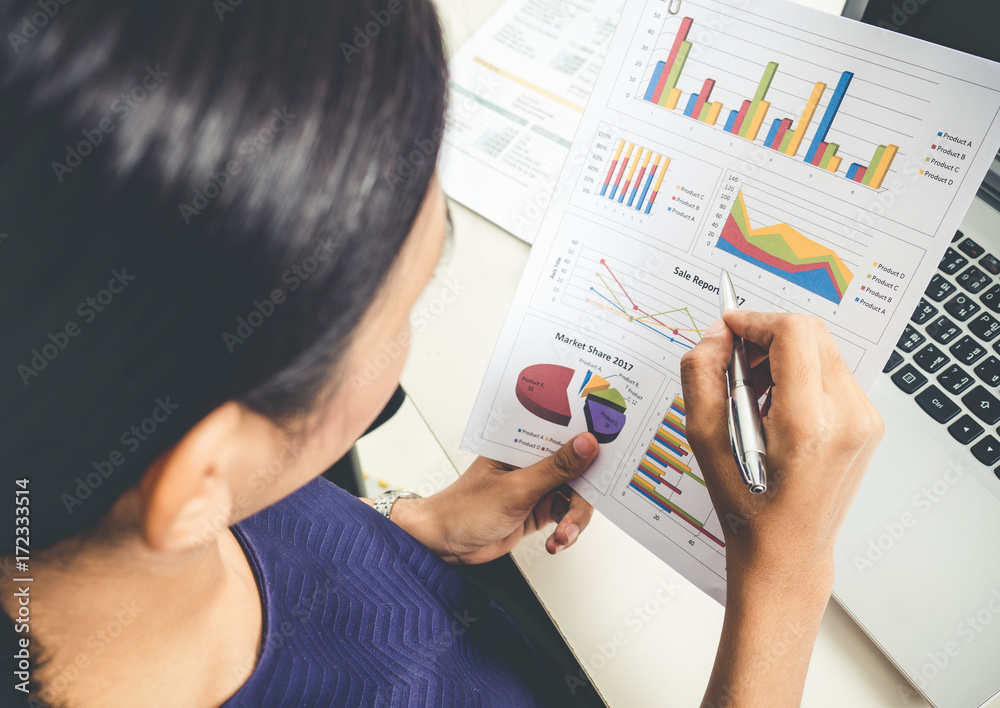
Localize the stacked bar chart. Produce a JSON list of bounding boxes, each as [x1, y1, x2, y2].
[[629, 396, 724, 547], [600, 138, 671, 214], [641, 17, 900, 190]]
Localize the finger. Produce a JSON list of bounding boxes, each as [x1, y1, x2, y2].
[[680, 318, 733, 449], [751, 357, 773, 400], [510, 433, 599, 505], [723, 310, 827, 399], [552, 484, 572, 523], [547, 491, 594, 554]]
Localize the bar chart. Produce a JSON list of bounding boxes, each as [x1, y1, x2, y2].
[[600, 138, 671, 214], [627, 396, 725, 549], [638, 14, 901, 190]]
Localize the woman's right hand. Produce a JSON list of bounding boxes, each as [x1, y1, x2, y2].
[[681, 311, 884, 707], [680, 310, 884, 592]]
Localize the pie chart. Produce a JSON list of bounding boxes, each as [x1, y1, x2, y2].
[[515, 364, 575, 426], [515, 364, 629, 443], [583, 387, 627, 444]]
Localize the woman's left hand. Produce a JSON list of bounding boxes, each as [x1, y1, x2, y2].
[[393, 433, 599, 565]]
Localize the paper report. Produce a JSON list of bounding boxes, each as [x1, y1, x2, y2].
[[463, 0, 1000, 603], [439, 0, 625, 244]]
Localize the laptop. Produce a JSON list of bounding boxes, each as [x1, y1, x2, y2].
[[833, 2, 1000, 707]]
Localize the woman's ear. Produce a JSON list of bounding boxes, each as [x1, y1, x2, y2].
[[138, 402, 246, 554]]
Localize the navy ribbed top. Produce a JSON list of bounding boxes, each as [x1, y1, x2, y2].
[[221, 477, 541, 707]]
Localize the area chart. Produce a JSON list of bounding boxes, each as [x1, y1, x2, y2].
[[716, 190, 854, 304]]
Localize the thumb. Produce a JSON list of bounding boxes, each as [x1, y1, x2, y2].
[[680, 318, 733, 449], [513, 433, 599, 503]]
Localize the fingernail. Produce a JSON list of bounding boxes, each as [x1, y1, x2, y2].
[[565, 524, 580, 544], [704, 318, 726, 337], [573, 434, 597, 456]]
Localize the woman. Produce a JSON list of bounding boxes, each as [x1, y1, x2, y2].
[[0, 1, 883, 706]]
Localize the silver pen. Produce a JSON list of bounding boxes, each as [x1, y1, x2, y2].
[[719, 271, 767, 494]]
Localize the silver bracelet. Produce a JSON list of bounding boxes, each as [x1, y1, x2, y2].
[[372, 490, 421, 520]]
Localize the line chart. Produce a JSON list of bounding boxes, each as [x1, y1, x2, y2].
[[563, 249, 712, 354], [588, 258, 704, 349]]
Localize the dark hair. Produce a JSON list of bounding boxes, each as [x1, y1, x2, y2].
[[0, 0, 448, 703]]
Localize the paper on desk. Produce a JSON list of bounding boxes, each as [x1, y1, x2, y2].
[[463, 0, 1000, 604], [438, 0, 625, 245]]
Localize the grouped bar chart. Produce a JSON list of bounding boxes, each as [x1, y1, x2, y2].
[[600, 138, 671, 214], [629, 396, 724, 548], [717, 189, 854, 304], [640, 16, 900, 190]]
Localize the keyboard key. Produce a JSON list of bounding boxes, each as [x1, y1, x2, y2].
[[884, 350, 904, 373], [969, 313, 1000, 342], [911, 298, 938, 324], [958, 237, 985, 258], [915, 386, 961, 423], [972, 435, 1000, 466], [925, 274, 956, 302], [938, 248, 968, 275], [944, 293, 981, 321], [891, 364, 928, 394], [962, 386, 1000, 425], [995, 467, 1000, 482], [926, 316, 961, 344], [957, 265, 990, 294], [949, 336, 987, 365], [897, 325, 926, 352], [948, 414, 984, 444], [953, 229, 964, 243], [975, 356, 1000, 387], [913, 344, 950, 373], [981, 253, 1000, 276], [937, 364, 975, 394], [982, 285, 1000, 313]]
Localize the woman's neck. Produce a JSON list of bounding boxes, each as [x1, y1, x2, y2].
[[1, 527, 262, 708]]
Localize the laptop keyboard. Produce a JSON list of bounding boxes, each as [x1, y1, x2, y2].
[[884, 230, 1000, 481]]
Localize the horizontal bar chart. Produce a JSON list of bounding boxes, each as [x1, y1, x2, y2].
[[628, 396, 724, 548]]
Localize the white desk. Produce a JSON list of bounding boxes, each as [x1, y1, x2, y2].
[[389, 1, 975, 705]]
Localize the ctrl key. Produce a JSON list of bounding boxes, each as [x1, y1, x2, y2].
[[891, 364, 928, 394], [915, 385, 961, 423]]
